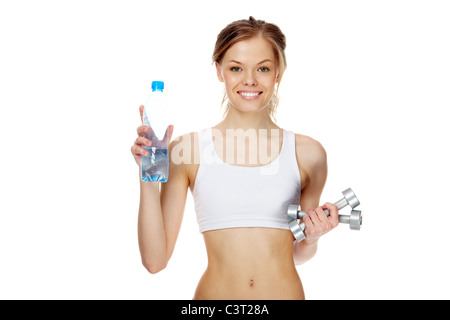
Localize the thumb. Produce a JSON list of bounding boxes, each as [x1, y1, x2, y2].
[[322, 202, 339, 220], [163, 125, 174, 144]]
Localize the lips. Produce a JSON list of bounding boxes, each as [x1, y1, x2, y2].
[[238, 91, 263, 100]]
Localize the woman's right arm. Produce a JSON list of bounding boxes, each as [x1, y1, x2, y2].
[[131, 106, 190, 274]]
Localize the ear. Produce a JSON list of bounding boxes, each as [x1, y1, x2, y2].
[[215, 62, 224, 82]]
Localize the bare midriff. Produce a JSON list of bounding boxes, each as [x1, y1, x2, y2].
[[193, 228, 305, 300]]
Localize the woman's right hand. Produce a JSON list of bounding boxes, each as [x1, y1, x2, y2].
[[131, 105, 174, 167], [131, 105, 152, 167]]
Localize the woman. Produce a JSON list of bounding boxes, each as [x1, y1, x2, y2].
[[131, 16, 339, 300]]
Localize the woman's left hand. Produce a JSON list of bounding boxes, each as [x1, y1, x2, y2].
[[302, 202, 339, 245]]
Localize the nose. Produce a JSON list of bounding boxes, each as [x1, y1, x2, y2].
[[242, 70, 258, 86]]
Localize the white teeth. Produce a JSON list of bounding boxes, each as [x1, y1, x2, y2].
[[240, 92, 260, 97]]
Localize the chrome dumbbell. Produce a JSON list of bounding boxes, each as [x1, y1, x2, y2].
[[288, 188, 362, 242]]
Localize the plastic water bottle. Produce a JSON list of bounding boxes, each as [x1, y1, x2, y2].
[[141, 81, 170, 182]]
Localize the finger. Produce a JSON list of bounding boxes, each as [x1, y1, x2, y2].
[[302, 212, 318, 237], [322, 202, 339, 227], [168, 125, 174, 141], [135, 136, 152, 147], [139, 105, 144, 124], [137, 125, 148, 137], [307, 208, 332, 235], [306, 208, 321, 226], [162, 125, 174, 144], [315, 207, 330, 225], [322, 202, 338, 218], [131, 144, 148, 157], [302, 213, 312, 232], [131, 144, 142, 156]]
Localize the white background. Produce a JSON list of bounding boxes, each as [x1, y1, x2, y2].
[[1, 0, 449, 300]]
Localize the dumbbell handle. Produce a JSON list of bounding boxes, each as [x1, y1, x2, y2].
[[295, 197, 350, 220]]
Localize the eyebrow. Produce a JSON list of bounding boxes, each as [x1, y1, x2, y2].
[[228, 59, 273, 65]]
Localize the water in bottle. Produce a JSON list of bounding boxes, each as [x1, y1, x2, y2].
[[141, 81, 170, 182]]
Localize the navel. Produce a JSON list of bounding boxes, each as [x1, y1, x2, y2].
[[249, 279, 254, 287]]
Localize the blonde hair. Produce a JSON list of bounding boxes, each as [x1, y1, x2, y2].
[[212, 16, 287, 121]]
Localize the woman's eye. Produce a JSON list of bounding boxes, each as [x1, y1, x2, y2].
[[258, 67, 270, 72], [230, 67, 242, 72]]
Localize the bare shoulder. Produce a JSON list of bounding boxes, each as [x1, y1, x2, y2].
[[295, 134, 327, 164], [169, 131, 199, 165], [168, 131, 199, 189], [294, 133, 327, 186]]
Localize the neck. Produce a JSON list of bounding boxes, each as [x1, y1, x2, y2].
[[215, 105, 278, 131]]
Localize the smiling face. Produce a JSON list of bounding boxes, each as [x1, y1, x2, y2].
[[216, 36, 279, 114]]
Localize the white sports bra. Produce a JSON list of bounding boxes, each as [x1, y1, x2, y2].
[[192, 127, 301, 233]]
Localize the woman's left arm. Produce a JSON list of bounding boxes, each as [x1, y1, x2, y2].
[[293, 134, 339, 265]]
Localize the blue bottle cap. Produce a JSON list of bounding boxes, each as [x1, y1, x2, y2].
[[151, 81, 164, 91]]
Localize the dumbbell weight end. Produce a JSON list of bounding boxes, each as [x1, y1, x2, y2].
[[287, 205, 300, 221], [289, 220, 306, 243], [339, 210, 362, 230]]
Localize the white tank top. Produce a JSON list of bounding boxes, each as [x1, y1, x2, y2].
[[192, 127, 301, 233]]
